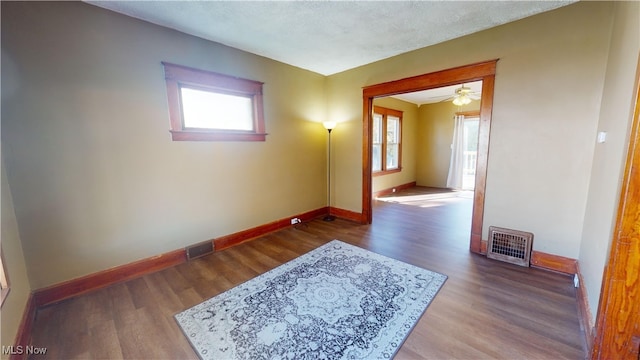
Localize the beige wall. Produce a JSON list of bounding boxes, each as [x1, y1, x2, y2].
[[1, 2, 327, 288], [371, 97, 418, 193], [326, 1, 612, 259], [416, 100, 480, 188], [1, 160, 32, 357], [579, 1, 640, 321]]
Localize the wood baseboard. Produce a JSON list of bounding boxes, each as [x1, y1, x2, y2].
[[214, 207, 327, 251], [575, 262, 594, 353], [330, 207, 365, 223], [372, 181, 417, 199], [480, 239, 577, 274], [479, 237, 488, 254], [530, 251, 577, 274], [9, 294, 36, 360], [33, 249, 187, 307]]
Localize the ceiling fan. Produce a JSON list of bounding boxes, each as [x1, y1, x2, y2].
[[440, 84, 481, 105]]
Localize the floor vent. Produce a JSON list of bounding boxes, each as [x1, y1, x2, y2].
[[487, 226, 533, 267], [186, 240, 214, 261]]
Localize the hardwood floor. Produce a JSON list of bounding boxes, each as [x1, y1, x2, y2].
[[28, 190, 586, 359]]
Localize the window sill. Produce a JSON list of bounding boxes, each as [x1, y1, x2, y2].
[[170, 130, 267, 142], [373, 168, 402, 177]]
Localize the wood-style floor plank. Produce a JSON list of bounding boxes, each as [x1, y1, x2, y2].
[[28, 187, 586, 359], [88, 320, 123, 360]]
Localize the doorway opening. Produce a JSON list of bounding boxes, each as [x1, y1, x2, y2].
[[361, 60, 498, 254]]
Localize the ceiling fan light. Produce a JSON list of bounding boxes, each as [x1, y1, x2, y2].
[[453, 94, 472, 106]]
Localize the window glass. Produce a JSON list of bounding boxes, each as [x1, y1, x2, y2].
[[386, 116, 399, 170], [372, 106, 402, 175], [181, 87, 254, 131]]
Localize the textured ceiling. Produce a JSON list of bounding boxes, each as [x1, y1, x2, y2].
[[86, 1, 574, 76], [392, 81, 483, 105]]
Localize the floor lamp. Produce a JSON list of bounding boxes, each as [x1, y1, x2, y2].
[[323, 121, 337, 221]]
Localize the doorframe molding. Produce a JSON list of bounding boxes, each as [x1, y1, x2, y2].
[[361, 60, 498, 253], [591, 56, 640, 359]]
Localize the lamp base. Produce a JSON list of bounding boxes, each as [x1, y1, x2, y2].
[[323, 215, 336, 222]]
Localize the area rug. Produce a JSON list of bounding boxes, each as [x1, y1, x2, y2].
[[175, 240, 447, 360]]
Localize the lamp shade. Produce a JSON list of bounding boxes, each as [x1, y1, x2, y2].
[[323, 121, 337, 130]]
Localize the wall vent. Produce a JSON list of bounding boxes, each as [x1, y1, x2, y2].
[[186, 240, 214, 261], [487, 226, 533, 267]]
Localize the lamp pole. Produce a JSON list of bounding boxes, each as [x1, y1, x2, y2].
[[323, 122, 337, 221]]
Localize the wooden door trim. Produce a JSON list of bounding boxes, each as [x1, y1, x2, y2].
[[591, 57, 640, 359], [362, 60, 498, 254]]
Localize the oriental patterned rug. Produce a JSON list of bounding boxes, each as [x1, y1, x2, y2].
[[175, 240, 447, 360]]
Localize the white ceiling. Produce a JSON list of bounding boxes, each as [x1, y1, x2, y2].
[[86, 1, 574, 76], [392, 81, 482, 106]]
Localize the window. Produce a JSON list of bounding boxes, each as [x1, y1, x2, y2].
[[372, 106, 403, 175], [162, 62, 266, 141], [0, 251, 9, 307]]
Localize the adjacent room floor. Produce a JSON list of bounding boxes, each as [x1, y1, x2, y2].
[[28, 187, 586, 359], [376, 186, 474, 208]]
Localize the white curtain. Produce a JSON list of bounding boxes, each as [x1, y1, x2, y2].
[[446, 115, 465, 189]]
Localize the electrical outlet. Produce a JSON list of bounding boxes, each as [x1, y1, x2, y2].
[[291, 218, 301, 225]]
